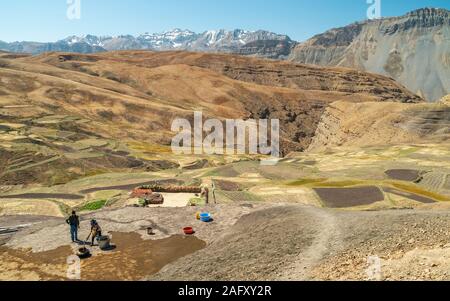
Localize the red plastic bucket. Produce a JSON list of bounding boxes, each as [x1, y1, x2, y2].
[[183, 227, 195, 235]]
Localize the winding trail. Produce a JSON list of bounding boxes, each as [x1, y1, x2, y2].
[[280, 206, 343, 280]]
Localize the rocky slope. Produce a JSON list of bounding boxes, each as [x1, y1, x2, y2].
[[307, 101, 450, 152], [151, 205, 450, 281], [289, 8, 450, 102]]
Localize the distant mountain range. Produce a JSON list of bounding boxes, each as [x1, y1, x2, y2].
[[0, 29, 294, 59], [0, 7, 448, 101]]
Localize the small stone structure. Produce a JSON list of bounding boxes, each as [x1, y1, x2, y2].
[[131, 185, 202, 207]]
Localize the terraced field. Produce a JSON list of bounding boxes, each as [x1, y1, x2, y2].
[[1, 143, 448, 217], [0, 142, 449, 281], [420, 172, 448, 192]]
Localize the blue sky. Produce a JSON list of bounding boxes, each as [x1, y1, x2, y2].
[[0, 0, 448, 42]]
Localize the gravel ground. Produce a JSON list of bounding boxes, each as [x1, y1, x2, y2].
[[4, 203, 278, 253], [310, 209, 450, 280], [153, 206, 450, 281], [3, 204, 450, 280]]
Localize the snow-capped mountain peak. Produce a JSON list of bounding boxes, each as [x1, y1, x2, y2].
[[58, 28, 292, 54], [0, 28, 294, 58]]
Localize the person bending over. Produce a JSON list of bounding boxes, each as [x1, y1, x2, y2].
[[86, 219, 102, 246]]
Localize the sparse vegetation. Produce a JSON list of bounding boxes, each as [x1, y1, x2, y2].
[[97, 110, 115, 121], [79, 200, 108, 211], [287, 178, 327, 186], [390, 182, 450, 202], [313, 180, 366, 188], [53, 201, 72, 216], [49, 170, 79, 186]]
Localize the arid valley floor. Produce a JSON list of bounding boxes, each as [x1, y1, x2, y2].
[[0, 50, 449, 281], [1, 142, 450, 281]]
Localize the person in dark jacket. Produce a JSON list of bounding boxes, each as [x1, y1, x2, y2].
[[66, 211, 80, 242]]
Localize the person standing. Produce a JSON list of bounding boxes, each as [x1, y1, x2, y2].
[[66, 211, 80, 243], [200, 185, 210, 205]]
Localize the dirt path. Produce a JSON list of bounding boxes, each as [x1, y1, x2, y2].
[[151, 205, 344, 281], [280, 206, 343, 280]]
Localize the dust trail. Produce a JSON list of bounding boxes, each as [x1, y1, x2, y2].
[[280, 207, 343, 280]]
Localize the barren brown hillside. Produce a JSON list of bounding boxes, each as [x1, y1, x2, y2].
[[14, 51, 424, 145], [27, 51, 423, 103], [0, 50, 431, 185]]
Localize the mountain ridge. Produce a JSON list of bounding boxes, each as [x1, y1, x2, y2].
[[0, 28, 294, 59], [0, 7, 448, 100], [2, 8, 446, 53], [289, 7, 450, 101]]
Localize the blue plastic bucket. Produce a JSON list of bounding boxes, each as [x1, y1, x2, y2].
[[200, 213, 211, 222]]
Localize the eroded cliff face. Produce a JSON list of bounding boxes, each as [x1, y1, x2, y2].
[[237, 39, 295, 59], [308, 101, 450, 152], [290, 8, 450, 102]]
